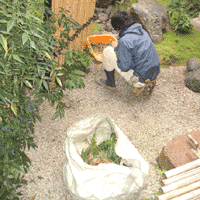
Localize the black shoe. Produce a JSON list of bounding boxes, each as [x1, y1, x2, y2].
[[95, 69, 116, 91]]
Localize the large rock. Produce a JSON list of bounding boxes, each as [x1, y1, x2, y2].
[[129, 0, 174, 44], [190, 13, 200, 31], [93, 7, 119, 33], [184, 58, 200, 93]]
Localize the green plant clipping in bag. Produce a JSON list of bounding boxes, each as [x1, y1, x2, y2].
[[80, 132, 124, 166]]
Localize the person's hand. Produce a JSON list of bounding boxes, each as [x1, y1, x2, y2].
[[111, 40, 118, 48]]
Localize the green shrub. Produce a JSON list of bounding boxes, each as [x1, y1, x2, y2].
[[0, 0, 93, 199], [166, 0, 199, 35], [183, 0, 200, 19]]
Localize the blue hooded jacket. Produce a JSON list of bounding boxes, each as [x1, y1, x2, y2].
[[116, 23, 160, 83]]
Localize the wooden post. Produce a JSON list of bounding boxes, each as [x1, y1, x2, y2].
[[50, 0, 96, 88]]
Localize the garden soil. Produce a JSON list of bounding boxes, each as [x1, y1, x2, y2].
[[16, 58, 200, 199]]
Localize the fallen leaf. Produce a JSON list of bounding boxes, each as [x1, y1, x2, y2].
[[102, 159, 113, 164], [31, 195, 36, 200], [38, 175, 44, 179], [92, 154, 102, 165], [86, 153, 94, 164]]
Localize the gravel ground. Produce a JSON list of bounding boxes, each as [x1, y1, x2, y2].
[[15, 59, 200, 200]]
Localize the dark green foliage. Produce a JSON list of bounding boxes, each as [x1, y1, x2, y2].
[[184, 0, 200, 19], [166, 0, 199, 35], [0, 0, 94, 199]]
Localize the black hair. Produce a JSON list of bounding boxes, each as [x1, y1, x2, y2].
[[110, 9, 151, 37], [111, 10, 134, 31]]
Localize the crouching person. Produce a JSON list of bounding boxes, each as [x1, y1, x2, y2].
[[96, 10, 160, 95]]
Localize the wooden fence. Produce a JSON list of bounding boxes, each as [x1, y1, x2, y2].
[[52, 0, 96, 67], [48, 0, 96, 87]]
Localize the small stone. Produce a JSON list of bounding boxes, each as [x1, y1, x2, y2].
[[98, 13, 109, 22], [94, 19, 101, 23]]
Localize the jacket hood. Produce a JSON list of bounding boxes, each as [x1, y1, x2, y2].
[[119, 23, 143, 39]]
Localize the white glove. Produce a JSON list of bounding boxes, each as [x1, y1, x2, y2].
[[111, 40, 118, 49]]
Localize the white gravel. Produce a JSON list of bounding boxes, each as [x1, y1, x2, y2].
[[16, 60, 200, 200]]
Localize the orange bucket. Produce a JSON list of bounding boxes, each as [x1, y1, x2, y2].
[[86, 34, 117, 62]]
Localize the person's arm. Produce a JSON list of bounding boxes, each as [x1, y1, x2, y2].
[[116, 41, 133, 72]]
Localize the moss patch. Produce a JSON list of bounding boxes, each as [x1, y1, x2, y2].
[[155, 31, 200, 68], [92, 23, 104, 34]]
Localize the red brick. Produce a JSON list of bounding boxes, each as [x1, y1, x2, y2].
[[156, 130, 200, 171]]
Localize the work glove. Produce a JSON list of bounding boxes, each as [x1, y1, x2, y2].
[[111, 40, 118, 49]]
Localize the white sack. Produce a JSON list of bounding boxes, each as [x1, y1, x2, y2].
[[63, 113, 149, 200]]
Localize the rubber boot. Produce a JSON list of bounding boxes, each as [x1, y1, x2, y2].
[[96, 69, 116, 91]]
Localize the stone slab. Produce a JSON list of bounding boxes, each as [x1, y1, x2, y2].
[[156, 130, 200, 171]]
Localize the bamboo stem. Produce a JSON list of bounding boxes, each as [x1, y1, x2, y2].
[[163, 159, 200, 179], [160, 173, 200, 194], [162, 167, 200, 186], [170, 188, 200, 200], [157, 180, 200, 200]]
